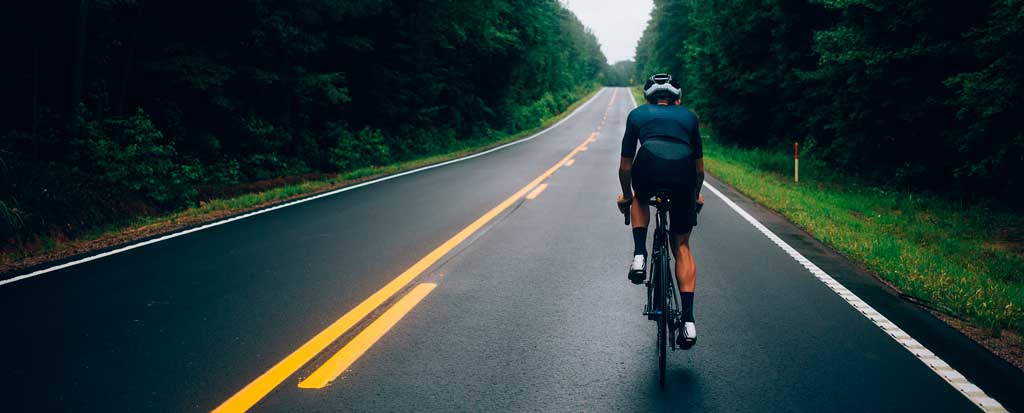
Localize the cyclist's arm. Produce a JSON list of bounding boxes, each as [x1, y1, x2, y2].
[[695, 158, 705, 201], [620, 112, 639, 199], [619, 156, 633, 199], [693, 119, 704, 200]]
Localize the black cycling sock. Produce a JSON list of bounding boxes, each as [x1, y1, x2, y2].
[[680, 291, 695, 322], [632, 227, 648, 256]]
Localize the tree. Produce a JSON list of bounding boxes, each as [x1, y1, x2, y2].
[[633, 0, 1023, 204], [0, 0, 609, 247]]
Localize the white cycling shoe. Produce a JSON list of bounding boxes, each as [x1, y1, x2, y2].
[[628, 254, 646, 284], [677, 321, 697, 349]]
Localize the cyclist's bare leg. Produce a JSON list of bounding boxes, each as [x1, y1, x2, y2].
[[671, 232, 696, 292], [673, 231, 698, 346], [630, 197, 650, 229]]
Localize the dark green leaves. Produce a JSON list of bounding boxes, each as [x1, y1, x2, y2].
[[0, 0, 606, 245], [635, 0, 1024, 204]]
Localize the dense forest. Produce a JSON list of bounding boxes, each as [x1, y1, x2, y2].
[[0, 0, 608, 249], [635, 0, 1024, 205]]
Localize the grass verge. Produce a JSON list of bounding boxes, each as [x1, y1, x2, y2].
[[630, 87, 1023, 334], [0, 87, 602, 274], [703, 137, 1023, 333]]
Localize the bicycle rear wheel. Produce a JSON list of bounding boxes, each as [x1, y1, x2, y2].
[[657, 245, 669, 387]]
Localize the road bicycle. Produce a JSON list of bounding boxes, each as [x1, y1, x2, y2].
[[624, 191, 681, 388]]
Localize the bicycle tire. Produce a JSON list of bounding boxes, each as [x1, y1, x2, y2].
[[657, 242, 669, 388]]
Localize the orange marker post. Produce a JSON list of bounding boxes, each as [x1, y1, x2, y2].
[[794, 141, 800, 183]]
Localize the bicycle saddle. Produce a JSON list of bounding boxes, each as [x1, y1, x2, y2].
[[650, 190, 673, 209]]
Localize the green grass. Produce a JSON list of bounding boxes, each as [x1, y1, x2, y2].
[[2, 87, 602, 268], [705, 139, 1024, 333], [630, 87, 1024, 333]]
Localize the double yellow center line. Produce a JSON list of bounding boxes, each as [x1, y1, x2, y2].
[[213, 90, 619, 413], [297, 283, 437, 388]]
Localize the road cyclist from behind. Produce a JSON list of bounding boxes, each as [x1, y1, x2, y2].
[[617, 74, 705, 349]]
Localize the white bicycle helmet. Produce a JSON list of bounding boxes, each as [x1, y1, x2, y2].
[[643, 73, 682, 101]]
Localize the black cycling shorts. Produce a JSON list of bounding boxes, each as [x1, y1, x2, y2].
[[631, 139, 697, 235]]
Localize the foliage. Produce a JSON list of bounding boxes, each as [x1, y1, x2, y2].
[[328, 126, 390, 172], [634, 0, 1024, 205], [0, 0, 606, 248], [72, 108, 200, 207]]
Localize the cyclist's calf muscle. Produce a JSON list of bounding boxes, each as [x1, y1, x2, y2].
[[672, 232, 696, 293]]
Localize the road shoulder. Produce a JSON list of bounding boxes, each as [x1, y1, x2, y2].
[[705, 173, 1024, 412]]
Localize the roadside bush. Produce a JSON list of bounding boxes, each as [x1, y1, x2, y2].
[[0, 200, 21, 246], [401, 127, 458, 159], [328, 126, 391, 172], [239, 153, 306, 181], [72, 108, 201, 208], [0, 158, 152, 249], [204, 158, 242, 186], [507, 92, 560, 132]]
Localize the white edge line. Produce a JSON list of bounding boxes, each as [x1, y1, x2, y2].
[[0, 88, 609, 288], [627, 88, 1006, 412], [703, 183, 1009, 413]]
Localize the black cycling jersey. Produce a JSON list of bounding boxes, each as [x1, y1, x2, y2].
[[621, 103, 703, 160], [622, 102, 703, 234]]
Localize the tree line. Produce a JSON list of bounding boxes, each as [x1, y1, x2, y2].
[[600, 60, 635, 87], [635, 0, 1023, 205], [0, 0, 607, 248]]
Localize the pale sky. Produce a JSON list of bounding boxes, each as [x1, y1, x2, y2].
[[563, 0, 654, 64]]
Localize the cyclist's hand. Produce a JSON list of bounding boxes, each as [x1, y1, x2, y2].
[[617, 194, 632, 214], [696, 193, 705, 214]]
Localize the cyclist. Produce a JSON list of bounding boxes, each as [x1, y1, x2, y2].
[[617, 74, 705, 349]]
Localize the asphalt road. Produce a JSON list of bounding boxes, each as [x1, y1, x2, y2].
[[2, 88, 1020, 412]]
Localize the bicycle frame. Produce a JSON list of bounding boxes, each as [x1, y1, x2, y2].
[[644, 201, 681, 322], [650, 206, 681, 339], [640, 193, 682, 387]]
